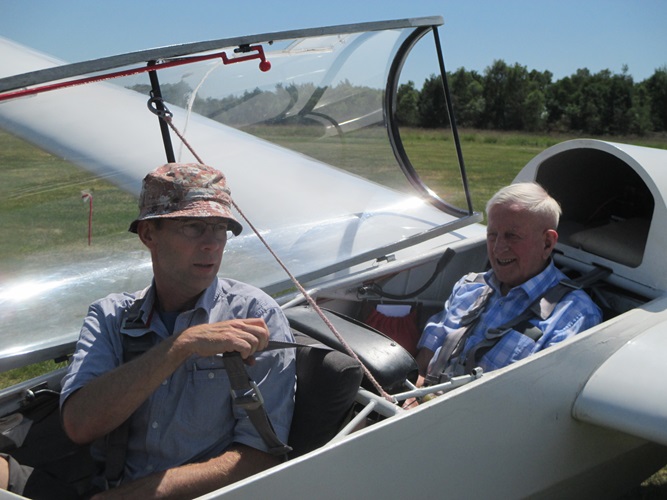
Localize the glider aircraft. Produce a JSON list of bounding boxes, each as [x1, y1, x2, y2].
[[1, 16, 666, 499]]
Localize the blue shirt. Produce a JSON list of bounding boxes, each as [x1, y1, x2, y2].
[[418, 261, 602, 373], [60, 277, 296, 481]]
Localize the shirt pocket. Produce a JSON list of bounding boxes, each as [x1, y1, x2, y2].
[[483, 331, 537, 371], [505, 330, 538, 361], [184, 357, 233, 424], [190, 355, 229, 382]]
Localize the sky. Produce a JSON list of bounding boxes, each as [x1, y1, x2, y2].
[[0, 0, 665, 84]]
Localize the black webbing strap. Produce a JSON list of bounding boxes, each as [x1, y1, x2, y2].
[[104, 297, 152, 485], [424, 273, 491, 386], [223, 352, 292, 458], [425, 266, 610, 383], [222, 339, 332, 458], [105, 299, 311, 482], [463, 266, 610, 372], [361, 248, 456, 300]]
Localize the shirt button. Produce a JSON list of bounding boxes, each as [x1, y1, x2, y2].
[[162, 380, 168, 385], [208, 372, 215, 379], [152, 421, 159, 429]]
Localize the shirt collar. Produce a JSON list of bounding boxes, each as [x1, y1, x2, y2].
[[485, 259, 559, 302], [195, 277, 220, 320], [140, 277, 220, 327]]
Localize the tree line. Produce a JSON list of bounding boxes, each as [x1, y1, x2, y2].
[[132, 59, 667, 136], [398, 60, 667, 135]]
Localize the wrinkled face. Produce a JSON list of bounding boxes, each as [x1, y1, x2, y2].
[[138, 218, 228, 308], [486, 203, 558, 294]]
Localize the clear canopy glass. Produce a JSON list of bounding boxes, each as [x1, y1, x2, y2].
[[0, 17, 478, 368]]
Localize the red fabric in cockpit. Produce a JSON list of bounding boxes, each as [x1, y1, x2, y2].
[[365, 307, 420, 356]]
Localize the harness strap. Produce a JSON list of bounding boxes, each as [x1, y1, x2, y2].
[[462, 280, 576, 373], [104, 297, 152, 485], [223, 353, 292, 458], [104, 299, 309, 483], [426, 266, 610, 383], [361, 248, 456, 300], [424, 273, 490, 386], [464, 266, 610, 372], [103, 423, 130, 486]]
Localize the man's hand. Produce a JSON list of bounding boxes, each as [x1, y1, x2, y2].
[[402, 374, 427, 409], [0, 455, 9, 490], [175, 318, 270, 362]]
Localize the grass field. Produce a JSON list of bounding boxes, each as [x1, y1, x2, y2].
[[2, 126, 667, 494]]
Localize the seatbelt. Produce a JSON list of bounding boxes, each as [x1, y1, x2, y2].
[[464, 266, 610, 372], [424, 273, 490, 386], [360, 248, 456, 300], [104, 297, 299, 484], [104, 297, 153, 486], [426, 266, 610, 384], [222, 339, 336, 458], [223, 352, 292, 457]]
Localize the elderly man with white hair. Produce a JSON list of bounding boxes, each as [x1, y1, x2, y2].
[[411, 182, 602, 397]]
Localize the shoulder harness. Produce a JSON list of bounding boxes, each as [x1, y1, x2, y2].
[[104, 297, 292, 486], [425, 266, 609, 385]]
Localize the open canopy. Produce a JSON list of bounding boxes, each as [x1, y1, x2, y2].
[[0, 17, 482, 370]]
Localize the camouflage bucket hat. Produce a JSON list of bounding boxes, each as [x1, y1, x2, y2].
[[128, 163, 243, 235]]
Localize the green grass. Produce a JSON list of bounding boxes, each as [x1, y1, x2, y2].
[[0, 360, 68, 388], [0, 132, 137, 266]]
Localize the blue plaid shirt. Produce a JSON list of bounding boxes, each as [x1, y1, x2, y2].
[[418, 261, 602, 373]]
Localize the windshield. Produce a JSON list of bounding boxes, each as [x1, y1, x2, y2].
[[0, 18, 478, 367]]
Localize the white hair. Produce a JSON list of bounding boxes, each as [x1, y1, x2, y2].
[[486, 182, 561, 229]]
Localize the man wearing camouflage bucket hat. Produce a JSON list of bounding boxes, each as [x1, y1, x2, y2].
[[55, 163, 296, 497]]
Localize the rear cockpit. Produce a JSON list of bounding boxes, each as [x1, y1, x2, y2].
[[514, 140, 667, 301], [537, 145, 654, 268]]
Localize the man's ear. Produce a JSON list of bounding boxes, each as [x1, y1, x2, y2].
[[543, 229, 558, 256], [137, 220, 156, 247]]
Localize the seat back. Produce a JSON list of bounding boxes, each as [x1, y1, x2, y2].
[[288, 332, 363, 458], [284, 306, 418, 393]]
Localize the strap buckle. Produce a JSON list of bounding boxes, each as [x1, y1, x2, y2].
[[230, 380, 264, 411]]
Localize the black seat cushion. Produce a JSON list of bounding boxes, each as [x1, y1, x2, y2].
[[288, 332, 362, 458], [284, 306, 418, 393]]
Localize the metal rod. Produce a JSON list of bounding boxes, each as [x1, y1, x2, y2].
[[432, 27, 474, 214], [147, 64, 176, 163]]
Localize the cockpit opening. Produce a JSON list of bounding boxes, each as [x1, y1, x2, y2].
[[535, 147, 654, 268]]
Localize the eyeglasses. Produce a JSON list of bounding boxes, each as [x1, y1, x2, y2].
[[173, 219, 229, 240]]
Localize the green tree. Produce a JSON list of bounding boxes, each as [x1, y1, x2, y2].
[[396, 81, 420, 126], [605, 66, 635, 135], [417, 74, 449, 128], [481, 59, 510, 129], [448, 68, 485, 128], [629, 83, 654, 135], [523, 89, 546, 131], [545, 74, 576, 131], [547, 67, 638, 135], [645, 66, 667, 131], [480, 60, 549, 131]]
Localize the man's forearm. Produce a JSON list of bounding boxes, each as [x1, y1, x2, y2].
[[62, 317, 271, 444], [93, 445, 280, 500], [415, 348, 434, 377], [62, 335, 188, 444]]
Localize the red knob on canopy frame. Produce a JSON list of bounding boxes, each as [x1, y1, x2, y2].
[[221, 45, 271, 73]]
